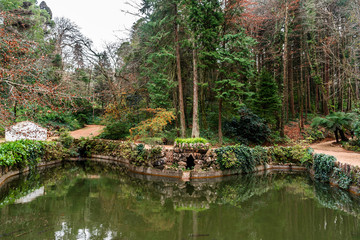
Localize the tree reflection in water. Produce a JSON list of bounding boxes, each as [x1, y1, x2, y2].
[[0, 162, 359, 240]]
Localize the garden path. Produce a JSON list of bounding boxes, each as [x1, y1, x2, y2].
[[67, 125, 105, 139], [311, 141, 360, 167]]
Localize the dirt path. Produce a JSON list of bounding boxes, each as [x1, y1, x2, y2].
[[68, 125, 105, 139], [311, 140, 360, 167]]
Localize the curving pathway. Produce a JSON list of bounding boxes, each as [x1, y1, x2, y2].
[[311, 140, 360, 167], [68, 125, 105, 139]]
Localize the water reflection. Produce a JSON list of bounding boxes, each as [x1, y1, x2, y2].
[[0, 162, 359, 240]]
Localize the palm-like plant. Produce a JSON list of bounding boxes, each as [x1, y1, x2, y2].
[[311, 112, 354, 142]]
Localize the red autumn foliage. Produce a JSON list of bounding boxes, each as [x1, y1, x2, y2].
[[0, 11, 74, 127]]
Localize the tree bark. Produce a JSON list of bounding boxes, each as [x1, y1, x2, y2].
[[191, 38, 200, 138], [218, 98, 223, 144], [174, 3, 186, 138], [280, 2, 289, 137]]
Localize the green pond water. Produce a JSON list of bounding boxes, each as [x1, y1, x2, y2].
[[1, 162, 360, 240]]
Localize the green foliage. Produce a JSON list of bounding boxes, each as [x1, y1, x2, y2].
[[215, 145, 268, 173], [332, 167, 352, 189], [139, 137, 164, 145], [0, 140, 45, 169], [302, 128, 325, 143], [99, 121, 131, 140], [313, 153, 336, 182], [215, 31, 256, 110], [175, 138, 209, 144], [253, 70, 281, 126], [22, 108, 83, 131], [57, 129, 74, 149], [311, 112, 354, 142], [134, 143, 146, 165], [224, 106, 270, 144], [76, 137, 94, 158], [269, 145, 314, 167], [0, 127, 4, 137]]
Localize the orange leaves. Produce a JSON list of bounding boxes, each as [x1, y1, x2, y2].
[[129, 108, 176, 139]]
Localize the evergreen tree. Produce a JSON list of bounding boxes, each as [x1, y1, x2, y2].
[[253, 70, 281, 126]]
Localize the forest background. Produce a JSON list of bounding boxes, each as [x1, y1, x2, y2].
[[1, 0, 360, 146]]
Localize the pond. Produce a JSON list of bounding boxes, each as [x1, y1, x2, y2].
[[0, 162, 360, 240]]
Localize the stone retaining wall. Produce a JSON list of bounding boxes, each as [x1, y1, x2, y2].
[[1, 154, 359, 197], [0, 160, 62, 186]]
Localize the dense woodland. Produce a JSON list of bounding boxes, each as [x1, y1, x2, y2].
[[1, 0, 360, 145]]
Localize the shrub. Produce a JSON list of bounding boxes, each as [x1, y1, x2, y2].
[[302, 128, 325, 143], [0, 127, 4, 137], [57, 129, 74, 149], [76, 137, 95, 157], [215, 145, 268, 173], [129, 108, 175, 139], [99, 121, 131, 140], [313, 153, 336, 182], [269, 145, 313, 167], [332, 167, 352, 189], [224, 106, 270, 144], [0, 140, 45, 169]]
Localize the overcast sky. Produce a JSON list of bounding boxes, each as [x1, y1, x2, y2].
[[45, 0, 141, 50]]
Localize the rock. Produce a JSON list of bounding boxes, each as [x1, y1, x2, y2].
[[154, 165, 165, 170], [178, 161, 187, 167], [194, 160, 204, 165], [153, 159, 165, 167], [205, 157, 213, 163], [194, 165, 202, 171]]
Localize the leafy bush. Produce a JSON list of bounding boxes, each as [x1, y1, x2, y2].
[[215, 145, 269, 173], [57, 129, 74, 149], [76, 137, 95, 157], [0, 140, 45, 169], [332, 167, 352, 189], [224, 106, 270, 144], [269, 145, 313, 167], [302, 128, 325, 143], [29, 109, 83, 131], [99, 121, 131, 140], [130, 108, 175, 139], [0, 127, 4, 137], [43, 142, 68, 162], [342, 140, 360, 152], [313, 153, 336, 182]]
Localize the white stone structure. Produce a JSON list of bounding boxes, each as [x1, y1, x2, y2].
[[5, 121, 47, 141]]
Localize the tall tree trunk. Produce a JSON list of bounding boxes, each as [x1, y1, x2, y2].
[[191, 38, 200, 138], [300, 44, 304, 129], [289, 50, 295, 118], [174, 3, 186, 137], [218, 98, 223, 144], [280, 2, 289, 137], [338, 48, 343, 111], [323, 53, 330, 115]]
